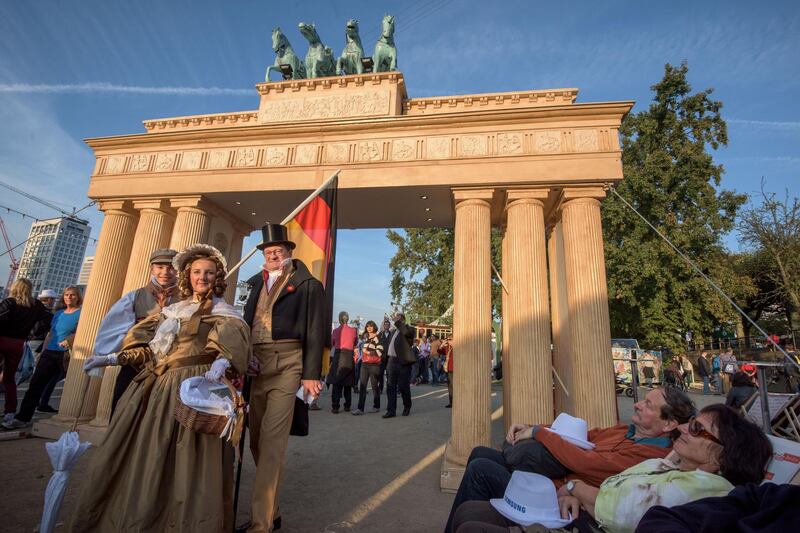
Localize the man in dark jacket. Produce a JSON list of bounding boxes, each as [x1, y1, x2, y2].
[[636, 482, 800, 533], [383, 312, 416, 418], [377, 318, 392, 393], [697, 351, 712, 395], [241, 223, 326, 533]]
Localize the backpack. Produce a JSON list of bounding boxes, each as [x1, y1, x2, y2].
[[712, 356, 721, 372]]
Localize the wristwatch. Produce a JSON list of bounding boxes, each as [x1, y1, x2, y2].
[[565, 480, 577, 495]]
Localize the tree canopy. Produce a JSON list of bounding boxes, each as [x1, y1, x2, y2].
[[602, 62, 747, 350]]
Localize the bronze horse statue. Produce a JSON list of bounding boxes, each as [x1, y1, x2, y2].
[[373, 14, 397, 72], [298, 22, 336, 78], [336, 19, 364, 75], [265, 27, 306, 80]]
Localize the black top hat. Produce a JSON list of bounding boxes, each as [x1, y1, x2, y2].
[[257, 223, 296, 250]]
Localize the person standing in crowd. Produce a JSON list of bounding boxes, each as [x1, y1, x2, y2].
[[725, 371, 758, 410], [69, 244, 249, 532], [5, 287, 82, 426], [92, 248, 180, 416], [429, 335, 442, 385], [410, 338, 422, 385], [439, 335, 455, 407], [383, 312, 416, 418], [418, 333, 431, 384], [697, 351, 712, 395], [241, 224, 325, 533], [642, 355, 655, 388], [720, 348, 738, 394], [353, 320, 384, 415], [16, 289, 57, 385], [328, 310, 357, 413], [377, 318, 392, 393], [680, 353, 694, 389], [0, 278, 52, 426], [711, 351, 722, 394]]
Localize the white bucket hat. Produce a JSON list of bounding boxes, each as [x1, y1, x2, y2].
[[490, 471, 572, 528], [547, 413, 596, 450], [38, 289, 58, 299]]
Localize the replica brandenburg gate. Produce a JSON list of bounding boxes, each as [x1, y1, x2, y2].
[[35, 71, 631, 490]]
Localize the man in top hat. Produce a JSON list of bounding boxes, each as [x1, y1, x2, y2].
[[92, 247, 180, 415], [241, 223, 326, 533]]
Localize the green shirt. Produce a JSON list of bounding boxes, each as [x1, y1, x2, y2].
[[594, 458, 733, 533]]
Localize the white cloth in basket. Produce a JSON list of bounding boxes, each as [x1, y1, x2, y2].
[[179, 376, 240, 441]]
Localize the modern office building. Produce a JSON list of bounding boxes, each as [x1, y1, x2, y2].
[[77, 255, 94, 293], [16, 217, 91, 295]]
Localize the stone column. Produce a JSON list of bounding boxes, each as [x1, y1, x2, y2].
[[169, 197, 212, 250], [444, 189, 493, 479], [500, 227, 511, 432], [548, 220, 574, 415], [504, 190, 553, 425], [561, 188, 617, 428], [37, 201, 138, 436], [223, 229, 247, 304], [89, 199, 175, 428]]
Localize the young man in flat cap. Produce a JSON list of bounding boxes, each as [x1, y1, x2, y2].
[[92, 247, 180, 414], [240, 223, 326, 533]]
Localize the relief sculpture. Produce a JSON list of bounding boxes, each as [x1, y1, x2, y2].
[[259, 90, 390, 123]]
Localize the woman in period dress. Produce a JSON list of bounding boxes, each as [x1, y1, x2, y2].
[[68, 244, 249, 532]]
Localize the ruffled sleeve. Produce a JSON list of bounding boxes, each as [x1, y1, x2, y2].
[[205, 316, 250, 376], [116, 314, 162, 367]]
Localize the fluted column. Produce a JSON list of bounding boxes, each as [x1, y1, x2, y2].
[[51, 201, 138, 424], [169, 197, 211, 250], [224, 229, 247, 304], [447, 189, 493, 466], [561, 189, 617, 428], [500, 227, 511, 432], [90, 199, 175, 427], [505, 190, 553, 425], [548, 220, 574, 415]]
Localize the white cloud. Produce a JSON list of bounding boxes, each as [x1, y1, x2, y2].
[[727, 119, 800, 131], [0, 82, 252, 96]]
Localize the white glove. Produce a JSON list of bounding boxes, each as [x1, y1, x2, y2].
[[83, 354, 117, 373], [204, 358, 230, 383]]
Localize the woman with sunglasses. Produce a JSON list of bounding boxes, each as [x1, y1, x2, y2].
[[450, 404, 771, 533], [553, 404, 772, 533]]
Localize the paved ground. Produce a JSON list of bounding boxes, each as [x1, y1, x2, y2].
[[0, 380, 723, 532]]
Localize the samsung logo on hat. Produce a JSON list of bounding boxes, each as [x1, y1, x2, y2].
[[504, 495, 526, 514]]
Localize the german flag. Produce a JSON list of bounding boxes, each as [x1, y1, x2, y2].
[[285, 176, 338, 375]]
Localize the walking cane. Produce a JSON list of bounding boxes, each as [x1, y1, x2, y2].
[[232, 374, 252, 529]]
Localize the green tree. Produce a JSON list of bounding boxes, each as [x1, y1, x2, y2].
[[386, 227, 503, 322], [602, 62, 748, 351], [737, 186, 800, 331]]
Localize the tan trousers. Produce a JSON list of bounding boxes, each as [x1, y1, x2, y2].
[[248, 341, 302, 533]]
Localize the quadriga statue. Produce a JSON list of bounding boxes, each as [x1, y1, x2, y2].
[[373, 14, 397, 72], [265, 27, 306, 80], [336, 19, 364, 75], [298, 22, 336, 78]]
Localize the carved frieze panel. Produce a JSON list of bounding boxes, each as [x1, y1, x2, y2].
[[294, 144, 319, 165], [265, 146, 289, 166], [497, 133, 523, 155], [130, 154, 150, 172], [574, 129, 599, 152], [235, 147, 257, 167], [155, 152, 177, 172], [106, 155, 126, 174], [534, 131, 562, 153], [391, 138, 416, 161], [426, 137, 451, 159], [259, 89, 391, 123], [181, 151, 203, 171], [209, 150, 231, 169], [459, 135, 488, 157], [325, 143, 350, 164], [358, 141, 382, 162]]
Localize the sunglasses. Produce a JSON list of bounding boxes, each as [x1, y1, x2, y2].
[[687, 417, 723, 446]]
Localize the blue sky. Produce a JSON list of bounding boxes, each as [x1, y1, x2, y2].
[[0, 0, 798, 321]]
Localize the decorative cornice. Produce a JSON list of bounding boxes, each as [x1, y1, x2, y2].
[[255, 71, 405, 95], [143, 111, 258, 133], [404, 88, 579, 114]]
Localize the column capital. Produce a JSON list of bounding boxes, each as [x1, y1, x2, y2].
[[132, 198, 175, 214], [452, 188, 494, 203], [97, 199, 136, 214], [561, 186, 606, 202], [505, 188, 549, 211], [170, 195, 210, 210]]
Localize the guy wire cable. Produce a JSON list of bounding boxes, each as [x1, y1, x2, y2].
[[607, 183, 799, 370]]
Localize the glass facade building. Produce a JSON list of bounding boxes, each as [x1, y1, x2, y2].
[[16, 217, 91, 295]]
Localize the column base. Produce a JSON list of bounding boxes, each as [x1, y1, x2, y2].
[[32, 416, 108, 445], [440, 440, 466, 493]]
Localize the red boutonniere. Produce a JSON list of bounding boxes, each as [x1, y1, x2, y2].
[[286, 284, 296, 293]]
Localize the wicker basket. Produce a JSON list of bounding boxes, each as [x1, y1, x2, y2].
[[174, 376, 243, 436]]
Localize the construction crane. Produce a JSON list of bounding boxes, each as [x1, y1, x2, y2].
[[0, 216, 20, 297], [0, 179, 85, 220]]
